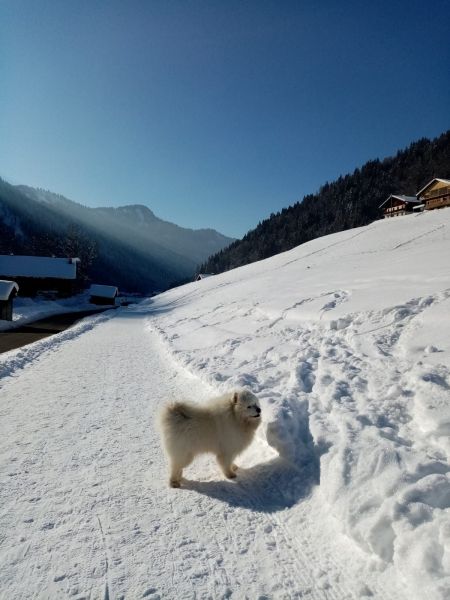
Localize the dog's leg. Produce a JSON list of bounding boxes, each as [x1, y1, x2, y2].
[[169, 454, 193, 488], [217, 453, 237, 479], [169, 466, 183, 488], [231, 463, 238, 472]]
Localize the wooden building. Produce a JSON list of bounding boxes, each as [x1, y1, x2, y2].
[[379, 195, 421, 218], [416, 178, 450, 211], [89, 284, 118, 305], [0, 255, 80, 297], [0, 280, 19, 321]]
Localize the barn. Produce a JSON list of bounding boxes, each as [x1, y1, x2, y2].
[[88, 284, 118, 306], [0, 255, 80, 297], [0, 280, 19, 321]]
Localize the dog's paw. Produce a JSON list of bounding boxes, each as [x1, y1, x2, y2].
[[225, 471, 237, 479], [170, 479, 181, 488]]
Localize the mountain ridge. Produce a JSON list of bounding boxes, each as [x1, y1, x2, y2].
[[16, 185, 234, 266], [0, 181, 234, 293]]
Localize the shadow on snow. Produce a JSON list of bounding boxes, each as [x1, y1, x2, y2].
[[181, 456, 318, 513]]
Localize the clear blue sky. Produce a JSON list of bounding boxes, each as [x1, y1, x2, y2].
[[1, 0, 449, 238]]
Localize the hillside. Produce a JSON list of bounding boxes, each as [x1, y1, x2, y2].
[[17, 186, 233, 268], [1, 207, 449, 599], [0, 180, 233, 293], [202, 129, 450, 273], [150, 207, 450, 599]]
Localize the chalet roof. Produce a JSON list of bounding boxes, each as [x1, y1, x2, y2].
[[196, 273, 214, 280], [379, 195, 419, 209], [0, 280, 19, 301], [0, 255, 80, 280], [89, 284, 118, 298], [416, 178, 450, 197]]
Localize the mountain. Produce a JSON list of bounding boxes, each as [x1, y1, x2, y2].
[[0, 181, 234, 293], [16, 187, 233, 268], [94, 204, 233, 267], [201, 129, 450, 274]]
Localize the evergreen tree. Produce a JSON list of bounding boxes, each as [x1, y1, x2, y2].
[[201, 130, 450, 274]]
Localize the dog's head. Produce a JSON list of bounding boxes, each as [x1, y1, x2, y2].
[[232, 389, 261, 426]]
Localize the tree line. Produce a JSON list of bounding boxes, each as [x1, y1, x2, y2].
[[201, 130, 450, 274]]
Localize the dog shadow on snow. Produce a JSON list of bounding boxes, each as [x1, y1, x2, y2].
[[181, 456, 319, 513]]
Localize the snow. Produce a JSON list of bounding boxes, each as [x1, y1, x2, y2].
[[0, 293, 96, 331], [0, 255, 79, 279], [0, 280, 19, 301], [89, 284, 118, 298], [1, 208, 449, 599]]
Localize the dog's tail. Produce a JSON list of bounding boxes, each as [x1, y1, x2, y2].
[[166, 402, 193, 420], [159, 402, 194, 430]]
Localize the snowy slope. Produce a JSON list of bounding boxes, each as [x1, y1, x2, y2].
[[149, 208, 450, 600], [0, 209, 449, 599]]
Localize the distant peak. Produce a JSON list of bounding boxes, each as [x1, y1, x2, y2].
[[113, 204, 158, 222], [117, 203, 154, 213]]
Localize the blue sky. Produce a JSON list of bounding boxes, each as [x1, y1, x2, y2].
[[1, 0, 449, 238]]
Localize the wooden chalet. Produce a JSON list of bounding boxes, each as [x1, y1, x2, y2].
[[89, 284, 118, 305], [0, 280, 19, 321], [379, 195, 421, 218], [0, 255, 80, 297], [416, 178, 450, 211]]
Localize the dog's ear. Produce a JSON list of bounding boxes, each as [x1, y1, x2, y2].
[[233, 391, 239, 404]]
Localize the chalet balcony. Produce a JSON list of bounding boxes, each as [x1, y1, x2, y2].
[[424, 194, 450, 210], [383, 203, 413, 217]]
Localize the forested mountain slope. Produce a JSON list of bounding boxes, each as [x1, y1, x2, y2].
[[0, 180, 233, 293], [18, 186, 233, 267], [202, 130, 450, 273]]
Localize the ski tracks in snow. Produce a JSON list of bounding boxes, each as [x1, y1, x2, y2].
[[151, 280, 450, 599], [0, 308, 407, 600]]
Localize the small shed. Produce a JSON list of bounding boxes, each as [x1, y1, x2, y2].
[[0, 255, 80, 296], [195, 273, 214, 281], [416, 178, 450, 211], [89, 284, 118, 305], [379, 195, 420, 218], [0, 280, 19, 321]]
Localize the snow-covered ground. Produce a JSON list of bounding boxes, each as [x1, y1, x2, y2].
[[1, 208, 449, 599], [0, 292, 138, 332], [0, 293, 96, 332]]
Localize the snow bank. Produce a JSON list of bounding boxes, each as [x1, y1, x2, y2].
[[147, 209, 450, 599], [0, 310, 115, 380], [0, 293, 100, 332]]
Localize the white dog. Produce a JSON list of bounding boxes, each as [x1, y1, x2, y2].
[[159, 389, 262, 487]]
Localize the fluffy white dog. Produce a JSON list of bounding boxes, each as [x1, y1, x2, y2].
[[159, 389, 262, 487]]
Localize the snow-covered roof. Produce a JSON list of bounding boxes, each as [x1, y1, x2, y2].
[[379, 195, 419, 209], [196, 273, 214, 280], [89, 284, 118, 298], [0, 280, 19, 301], [416, 178, 450, 197], [0, 255, 80, 279]]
